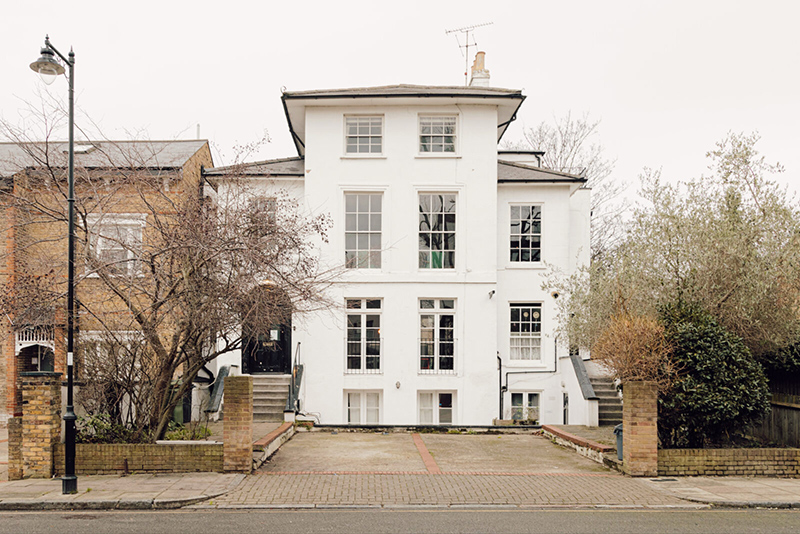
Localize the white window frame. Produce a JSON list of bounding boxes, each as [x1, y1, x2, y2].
[[510, 303, 543, 361], [510, 391, 541, 423], [418, 391, 455, 425], [344, 115, 383, 155], [79, 330, 145, 381], [345, 193, 382, 269], [418, 193, 456, 270], [87, 214, 146, 277], [249, 196, 277, 225], [419, 299, 456, 374], [510, 204, 542, 264], [418, 115, 458, 155], [345, 298, 382, 374], [345, 390, 381, 424]]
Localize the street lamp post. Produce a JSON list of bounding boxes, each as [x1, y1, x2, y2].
[[30, 35, 78, 495]]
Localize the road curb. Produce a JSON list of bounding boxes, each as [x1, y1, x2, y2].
[[0, 473, 247, 511], [187, 502, 712, 511]]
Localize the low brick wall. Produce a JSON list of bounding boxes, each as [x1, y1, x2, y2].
[[541, 425, 613, 465], [54, 442, 224, 475], [659, 448, 800, 476]]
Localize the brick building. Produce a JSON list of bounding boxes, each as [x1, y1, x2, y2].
[[0, 140, 212, 426]]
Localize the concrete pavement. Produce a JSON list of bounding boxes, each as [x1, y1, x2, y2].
[[2, 426, 800, 510]]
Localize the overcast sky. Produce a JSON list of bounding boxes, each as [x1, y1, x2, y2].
[[2, 0, 798, 196]]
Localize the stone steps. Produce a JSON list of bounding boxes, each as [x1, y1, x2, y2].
[[590, 377, 622, 426], [251, 375, 291, 422]]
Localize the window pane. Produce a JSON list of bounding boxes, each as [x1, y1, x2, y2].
[[419, 252, 430, 268], [419, 195, 431, 212], [510, 304, 542, 361], [420, 393, 433, 409], [348, 395, 361, 423]]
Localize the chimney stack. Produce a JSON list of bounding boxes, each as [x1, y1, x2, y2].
[[469, 51, 490, 87]]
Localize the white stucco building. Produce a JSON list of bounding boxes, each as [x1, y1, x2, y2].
[[205, 57, 597, 426]]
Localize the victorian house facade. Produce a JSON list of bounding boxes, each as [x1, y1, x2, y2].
[[206, 56, 596, 426]]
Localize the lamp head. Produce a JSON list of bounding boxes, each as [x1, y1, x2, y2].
[[30, 46, 65, 85]]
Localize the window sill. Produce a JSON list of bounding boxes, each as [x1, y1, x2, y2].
[[418, 370, 457, 376], [505, 360, 548, 368], [415, 154, 461, 159], [505, 263, 546, 270], [341, 155, 387, 160]]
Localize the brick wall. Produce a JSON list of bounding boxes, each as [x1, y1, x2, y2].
[[1, 141, 213, 425], [7, 416, 22, 479], [659, 448, 800, 476], [19, 372, 62, 479], [53, 442, 223, 475], [223, 375, 253, 473], [622, 381, 658, 477]]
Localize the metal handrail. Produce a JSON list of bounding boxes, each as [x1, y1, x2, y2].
[[285, 342, 303, 413]]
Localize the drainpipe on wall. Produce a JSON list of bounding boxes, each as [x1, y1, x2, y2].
[[497, 352, 503, 420]]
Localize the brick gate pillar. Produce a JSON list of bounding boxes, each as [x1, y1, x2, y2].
[[622, 381, 658, 477], [17, 372, 63, 479], [223, 375, 253, 473], [7, 416, 22, 480]]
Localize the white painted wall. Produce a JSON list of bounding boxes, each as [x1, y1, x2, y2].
[[209, 95, 592, 427], [495, 183, 592, 425]]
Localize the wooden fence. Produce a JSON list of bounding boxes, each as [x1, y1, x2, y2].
[[751, 393, 800, 447]]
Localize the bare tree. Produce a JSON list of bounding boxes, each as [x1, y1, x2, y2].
[[508, 112, 623, 257], [1, 99, 336, 440]]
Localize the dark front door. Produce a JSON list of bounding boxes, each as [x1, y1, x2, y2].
[[243, 324, 290, 374]]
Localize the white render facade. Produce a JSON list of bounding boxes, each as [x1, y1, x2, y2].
[[208, 81, 595, 427]]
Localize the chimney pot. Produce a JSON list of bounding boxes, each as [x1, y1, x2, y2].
[[469, 51, 490, 87]]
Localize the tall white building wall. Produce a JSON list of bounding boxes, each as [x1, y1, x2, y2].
[[209, 92, 592, 426]]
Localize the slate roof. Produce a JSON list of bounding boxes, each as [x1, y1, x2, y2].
[[204, 156, 585, 184], [203, 157, 304, 177], [497, 160, 587, 183], [282, 84, 524, 99], [0, 140, 208, 177]]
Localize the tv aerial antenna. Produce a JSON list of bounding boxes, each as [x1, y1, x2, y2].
[[446, 22, 493, 85]]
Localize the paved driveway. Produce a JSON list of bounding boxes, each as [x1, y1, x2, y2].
[[206, 430, 688, 508], [259, 431, 609, 475]]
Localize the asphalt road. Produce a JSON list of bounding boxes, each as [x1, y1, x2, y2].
[[1, 510, 799, 534]]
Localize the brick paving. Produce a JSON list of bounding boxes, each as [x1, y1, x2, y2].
[[207, 472, 687, 507], [202, 431, 689, 508]]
